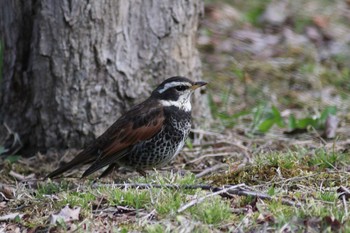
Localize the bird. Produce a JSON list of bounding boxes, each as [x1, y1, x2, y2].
[[46, 76, 207, 179]]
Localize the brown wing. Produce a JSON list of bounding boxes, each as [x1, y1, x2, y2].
[[81, 99, 165, 177], [46, 98, 164, 179]]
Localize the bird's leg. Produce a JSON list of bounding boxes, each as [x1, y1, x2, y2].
[[136, 169, 147, 177]]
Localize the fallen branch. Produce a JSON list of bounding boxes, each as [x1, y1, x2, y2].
[[194, 163, 229, 178], [177, 184, 245, 213], [227, 187, 301, 207]]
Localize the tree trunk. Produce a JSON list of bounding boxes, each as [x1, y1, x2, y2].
[[0, 0, 207, 154]]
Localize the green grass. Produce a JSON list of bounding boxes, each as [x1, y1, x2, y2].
[[58, 191, 96, 210], [189, 195, 232, 224], [108, 188, 151, 209], [36, 180, 71, 197], [23, 173, 232, 231], [155, 191, 182, 215], [308, 149, 340, 169], [3, 148, 350, 232], [207, 148, 350, 230]]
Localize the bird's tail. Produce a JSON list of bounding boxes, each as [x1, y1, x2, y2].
[[45, 146, 97, 179]]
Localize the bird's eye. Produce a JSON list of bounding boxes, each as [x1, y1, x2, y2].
[[175, 85, 188, 91]]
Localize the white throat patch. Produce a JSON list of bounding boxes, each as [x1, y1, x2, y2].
[[159, 92, 192, 112]]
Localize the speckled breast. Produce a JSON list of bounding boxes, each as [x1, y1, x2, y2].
[[120, 107, 192, 169]]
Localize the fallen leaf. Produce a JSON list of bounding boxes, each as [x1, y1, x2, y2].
[[0, 183, 15, 200], [312, 15, 329, 29], [257, 213, 275, 224], [50, 205, 80, 225]]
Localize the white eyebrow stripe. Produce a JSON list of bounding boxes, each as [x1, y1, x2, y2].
[[157, 82, 191, 93]]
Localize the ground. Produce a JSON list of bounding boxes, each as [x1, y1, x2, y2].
[[1, 0, 350, 232]]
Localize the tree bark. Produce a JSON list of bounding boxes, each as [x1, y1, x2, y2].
[[0, 0, 206, 154]]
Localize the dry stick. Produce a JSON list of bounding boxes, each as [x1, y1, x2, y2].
[[339, 186, 350, 217], [93, 183, 301, 208], [339, 185, 350, 195], [177, 184, 246, 213], [228, 188, 301, 207], [342, 195, 348, 217], [195, 163, 229, 178], [253, 173, 319, 188]]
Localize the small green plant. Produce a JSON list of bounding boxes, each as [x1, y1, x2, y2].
[[210, 102, 337, 135], [190, 196, 231, 224], [318, 191, 338, 202], [288, 106, 337, 132], [186, 138, 193, 149], [308, 149, 339, 169], [36, 181, 70, 197], [250, 104, 285, 133], [108, 189, 151, 209], [267, 204, 296, 227], [5, 155, 21, 163], [59, 192, 96, 210], [267, 186, 276, 196], [155, 191, 182, 215], [250, 105, 337, 134]]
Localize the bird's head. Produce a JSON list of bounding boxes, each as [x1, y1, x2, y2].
[[151, 76, 207, 112]]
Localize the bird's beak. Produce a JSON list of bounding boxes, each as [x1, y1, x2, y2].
[[191, 81, 207, 90]]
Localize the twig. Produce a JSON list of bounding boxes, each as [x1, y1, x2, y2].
[[342, 195, 348, 217], [141, 209, 157, 221], [195, 163, 229, 178], [338, 186, 350, 218], [9, 171, 35, 181], [227, 188, 301, 207], [177, 184, 245, 213], [253, 173, 319, 188], [187, 152, 233, 164]]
